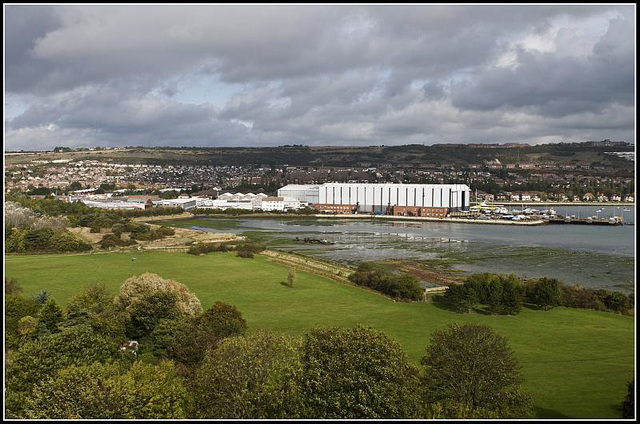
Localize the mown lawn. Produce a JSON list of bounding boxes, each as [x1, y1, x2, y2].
[[5, 251, 634, 419]]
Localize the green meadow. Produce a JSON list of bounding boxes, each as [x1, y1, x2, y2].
[[5, 251, 634, 419]]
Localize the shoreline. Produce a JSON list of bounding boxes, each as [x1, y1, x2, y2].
[[475, 201, 635, 206], [313, 214, 547, 225]]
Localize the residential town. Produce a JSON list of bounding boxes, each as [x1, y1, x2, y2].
[[4, 144, 635, 210]]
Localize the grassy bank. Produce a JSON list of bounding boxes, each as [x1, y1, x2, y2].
[[5, 251, 634, 419]]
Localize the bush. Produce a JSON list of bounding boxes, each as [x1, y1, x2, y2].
[[50, 232, 92, 252], [348, 262, 423, 301], [234, 241, 265, 253], [157, 226, 175, 237], [236, 250, 254, 258], [99, 233, 136, 250], [187, 242, 216, 255]]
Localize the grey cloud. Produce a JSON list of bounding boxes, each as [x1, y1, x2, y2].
[[449, 13, 634, 117], [4, 5, 635, 150]]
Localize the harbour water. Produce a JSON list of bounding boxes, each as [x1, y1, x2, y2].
[[167, 205, 635, 293]]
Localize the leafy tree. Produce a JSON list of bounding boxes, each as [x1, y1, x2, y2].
[[5, 324, 122, 417], [168, 301, 247, 370], [23, 361, 187, 419], [63, 284, 126, 338], [18, 316, 39, 342], [621, 378, 634, 418], [189, 332, 305, 418], [500, 277, 525, 315], [126, 291, 181, 340], [149, 318, 190, 358], [198, 301, 248, 339], [36, 297, 64, 335], [5, 294, 41, 349], [442, 283, 476, 313], [486, 279, 504, 314], [420, 323, 533, 418], [527, 278, 563, 310], [115, 273, 202, 319], [287, 268, 296, 287], [300, 326, 422, 418]]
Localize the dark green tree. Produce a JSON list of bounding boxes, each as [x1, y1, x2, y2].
[[125, 291, 181, 340], [5, 294, 41, 349], [500, 276, 525, 315], [300, 326, 422, 418], [528, 278, 563, 310], [23, 361, 187, 419], [168, 301, 248, 371], [442, 283, 476, 313], [189, 332, 304, 418], [5, 324, 121, 417], [421, 323, 533, 418], [36, 297, 64, 335]]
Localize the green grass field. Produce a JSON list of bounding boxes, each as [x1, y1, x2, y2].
[[5, 251, 634, 418]]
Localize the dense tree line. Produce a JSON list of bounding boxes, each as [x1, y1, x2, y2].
[[6, 196, 179, 252], [5, 201, 92, 253], [348, 262, 424, 301], [5, 276, 537, 419], [441, 274, 633, 316], [7, 194, 182, 230]]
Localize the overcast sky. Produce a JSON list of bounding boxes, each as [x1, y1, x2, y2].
[[4, 4, 636, 150]]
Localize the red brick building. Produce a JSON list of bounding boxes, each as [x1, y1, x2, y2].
[[314, 203, 357, 214], [393, 206, 448, 218]]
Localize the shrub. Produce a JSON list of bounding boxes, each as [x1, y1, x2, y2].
[[236, 250, 254, 258], [216, 243, 230, 252], [50, 231, 92, 252], [187, 242, 217, 255], [348, 262, 423, 301]]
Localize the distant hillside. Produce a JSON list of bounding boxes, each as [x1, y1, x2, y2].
[[5, 142, 634, 171]]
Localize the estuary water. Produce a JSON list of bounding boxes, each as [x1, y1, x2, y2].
[[169, 205, 635, 293]]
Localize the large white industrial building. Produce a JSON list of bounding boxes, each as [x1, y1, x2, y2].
[[279, 183, 470, 213]]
